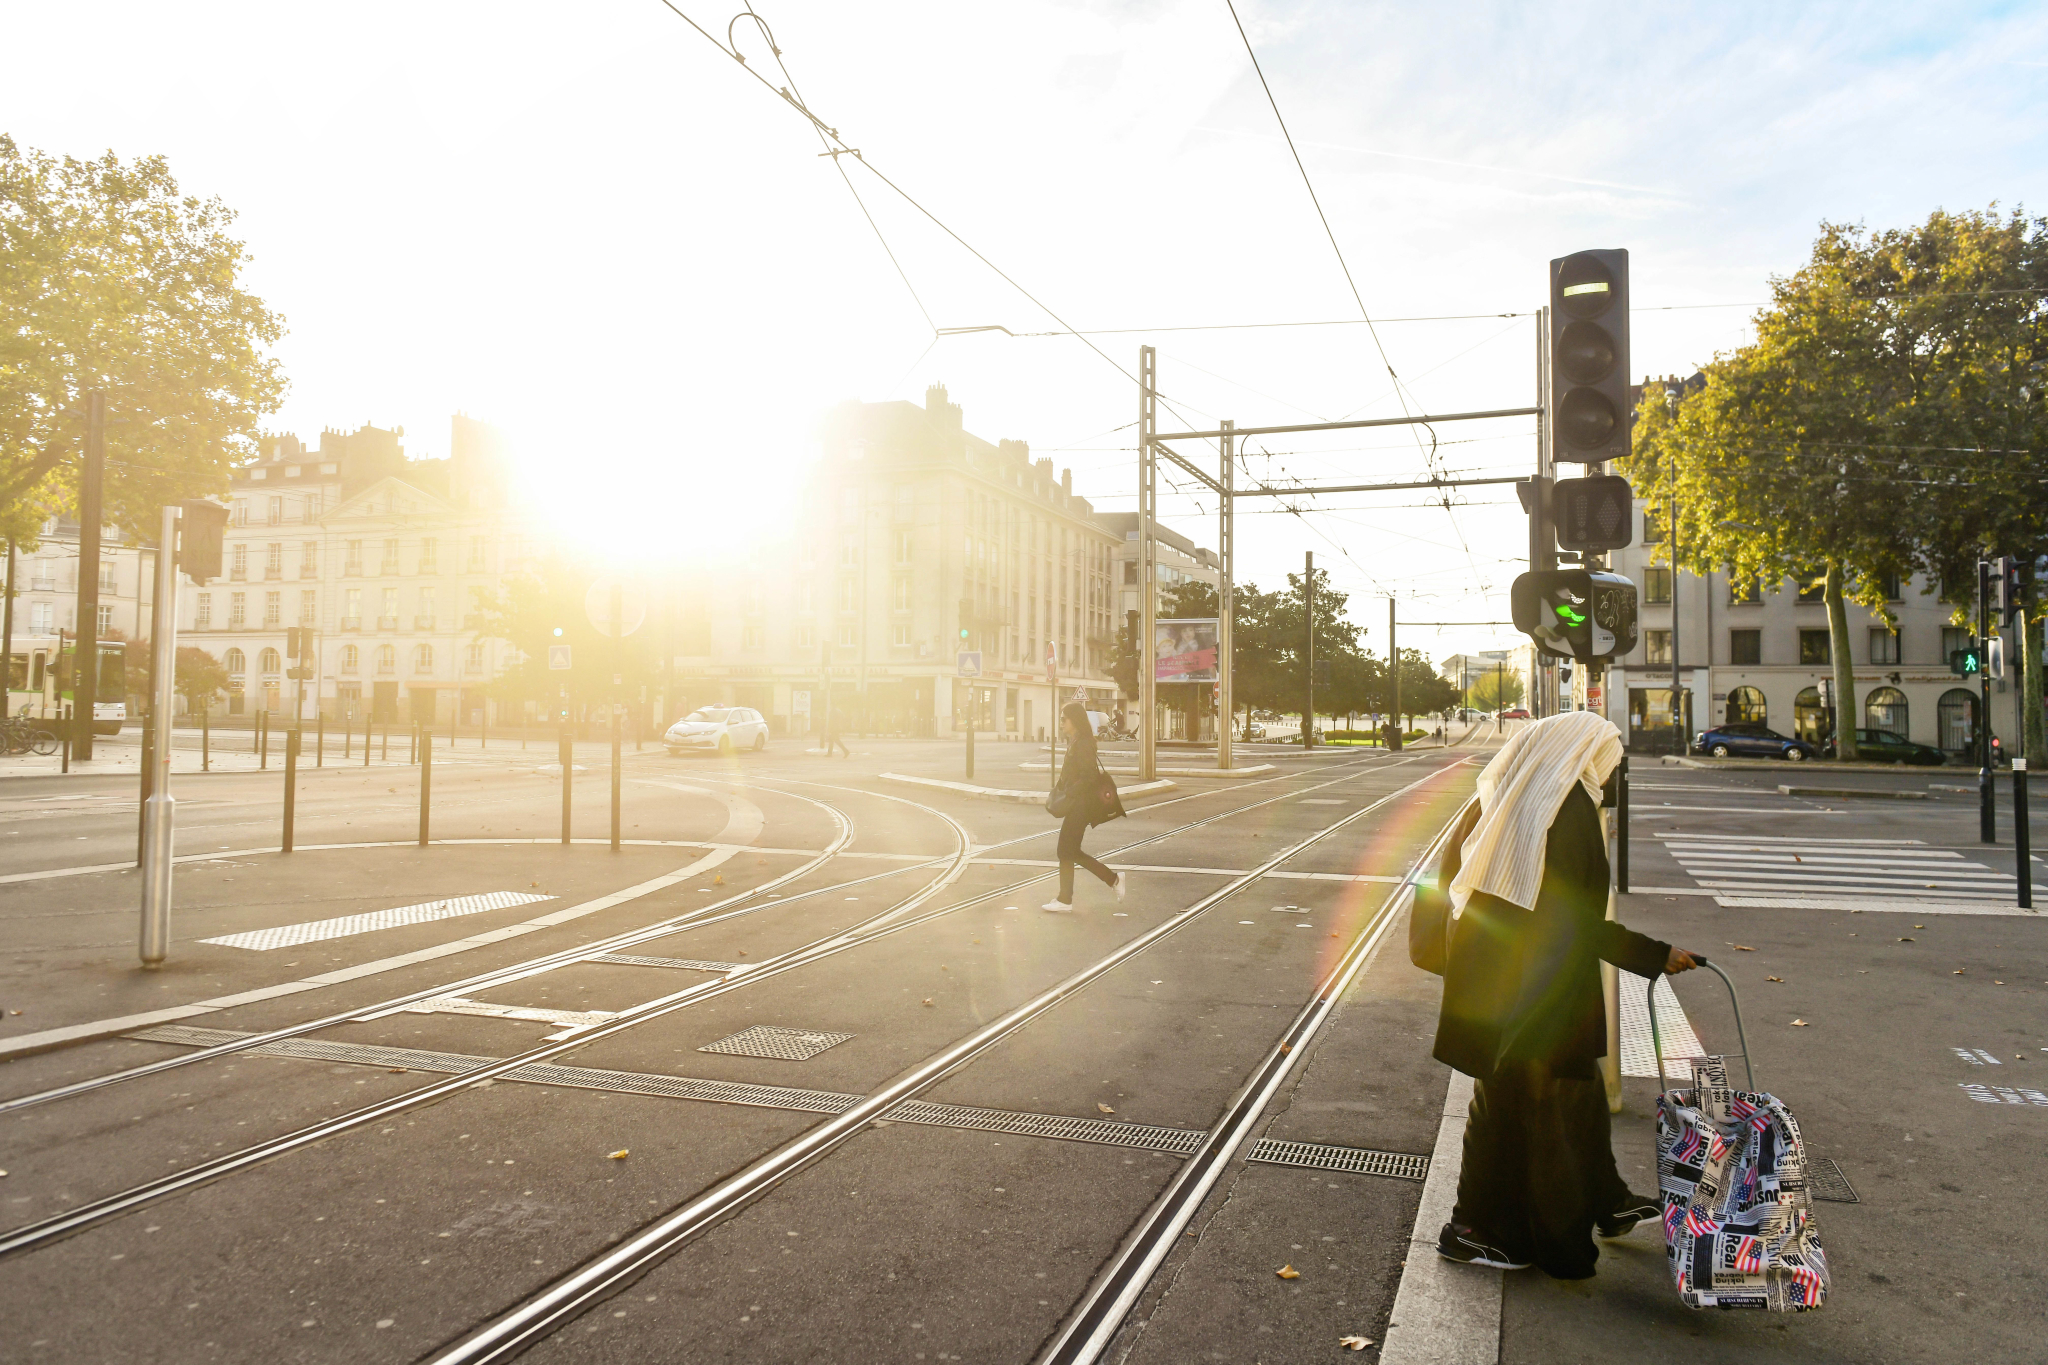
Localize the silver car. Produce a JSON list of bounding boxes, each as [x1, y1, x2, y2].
[[665, 706, 768, 756]]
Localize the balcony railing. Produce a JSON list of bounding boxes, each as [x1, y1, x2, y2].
[[29, 577, 54, 592], [230, 568, 247, 581], [462, 659, 484, 675], [340, 616, 362, 631], [299, 565, 318, 579], [414, 615, 436, 631], [379, 562, 400, 575], [462, 613, 484, 631], [377, 615, 399, 630], [264, 568, 281, 580], [343, 563, 361, 577]]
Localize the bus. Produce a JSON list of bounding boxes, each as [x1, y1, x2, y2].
[[55, 638, 128, 734]]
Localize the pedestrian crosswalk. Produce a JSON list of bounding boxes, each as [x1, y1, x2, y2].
[[1657, 835, 2015, 906]]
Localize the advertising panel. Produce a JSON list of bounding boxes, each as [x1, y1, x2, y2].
[[1155, 618, 1219, 683]]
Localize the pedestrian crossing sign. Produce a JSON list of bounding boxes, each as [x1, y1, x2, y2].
[[548, 644, 572, 670]]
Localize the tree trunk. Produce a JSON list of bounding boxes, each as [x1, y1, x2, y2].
[[1824, 562, 1858, 761], [2025, 608, 2045, 766]]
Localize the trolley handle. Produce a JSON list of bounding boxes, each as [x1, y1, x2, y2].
[[1648, 957, 1755, 1095]]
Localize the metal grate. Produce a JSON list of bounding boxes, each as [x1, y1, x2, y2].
[[1247, 1138, 1430, 1181], [884, 1100, 1206, 1155], [1808, 1157, 1859, 1204], [700, 1025, 853, 1062], [198, 891, 553, 951], [587, 954, 741, 972]]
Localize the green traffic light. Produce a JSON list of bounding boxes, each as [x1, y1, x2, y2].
[[1552, 602, 1587, 627]]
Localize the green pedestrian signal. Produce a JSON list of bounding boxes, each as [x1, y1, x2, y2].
[[1512, 569, 1638, 663], [1950, 647, 1981, 676]]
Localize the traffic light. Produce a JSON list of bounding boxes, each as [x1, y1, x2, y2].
[[1311, 658, 1331, 687], [1993, 555, 2025, 625], [285, 627, 302, 658], [1512, 570, 1639, 662], [1552, 474, 1635, 552], [958, 598, 973, 641], [177, 499, 230, 583], [1547, 250, 1631, 464], [1950, 644, 1981, 676]]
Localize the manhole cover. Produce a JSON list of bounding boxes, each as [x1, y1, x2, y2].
[[700, 1025, 854, 1062], [1808, 1156, 1858, 1204]]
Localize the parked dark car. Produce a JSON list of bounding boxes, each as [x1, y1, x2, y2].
[[1692, 723, 1817, 761], [1823, 728, 1948, 766]]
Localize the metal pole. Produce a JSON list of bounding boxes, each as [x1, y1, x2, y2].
[[560, 726, 573, 843], [2016, 758, 2032, 909], [344, 709, 351, 759], [965, 687, 976, 781], [1303, 551, 1315, 748], [418, 728, 432, 847], [1982, 560, 1996, 844], [259, 710, 268, 767], [1496, 662, 1504, 733], [1389, 597, 1401, 751], [137, 721, 152, 863], [282, 728, 299, 853], [74, 390, 106, 761], [139, 504, 180, 968], [1672, 481, 1684, 758], [1138, 345, 1158, 782], [2, 538, 14, 715], [316, 714, 324, 767], [201, 700, 209, 772], [1218, 420, 1234, 770], [1617, 754, 1631, 894], [610, 582, 622, 852]]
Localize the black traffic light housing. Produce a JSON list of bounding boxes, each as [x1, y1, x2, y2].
[[1548, 250, 1631, 464], [1512, 569, 1639, 662], [178, 499, 231, 583], [1993, 555, 2025, 625], [1552, 474, 1635, 552]]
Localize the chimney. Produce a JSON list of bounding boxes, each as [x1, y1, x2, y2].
[[925, 383, 962, 430], [1061, 468, 1072, 495]]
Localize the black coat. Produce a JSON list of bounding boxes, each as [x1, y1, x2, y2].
[[1056, 732, 1127, 826], [1432, 786, 1669, 1082]]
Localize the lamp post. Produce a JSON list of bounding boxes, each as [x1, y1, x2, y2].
[[1665, 382, 1685, 758]]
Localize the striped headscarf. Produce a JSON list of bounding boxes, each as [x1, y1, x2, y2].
[[1447, 710, 1623, 916]]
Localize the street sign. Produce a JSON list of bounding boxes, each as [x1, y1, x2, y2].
[[548, 644, 572, 670], [584, 578, 647, 637], [957, 651, 983, 677], [1986, 636, 2006, 681]]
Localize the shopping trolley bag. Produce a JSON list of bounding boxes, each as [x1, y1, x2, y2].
[[1650, 962, 1830, 1311]]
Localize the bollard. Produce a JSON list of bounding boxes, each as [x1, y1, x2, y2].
[[481, 711, 487, 750], [409, 724, 417, 765], [380, 724, 388, 762], [610, 702, 622, 852], [2017, 759, 2032, 910], [283, 729, 300, 853], [259, 710, 269, 768], [316, 715, 325, 767], [137, 719, 155, 865], [1616, 754, 1630, 894], [418, 728, 432, 847], [344, 713, 352, 760], [202, 703, 210, 772], [560, 728, 573, 844], [61, 726, 70, 774]]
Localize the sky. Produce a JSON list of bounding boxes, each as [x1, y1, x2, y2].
[[7, 0, 2046, 663]]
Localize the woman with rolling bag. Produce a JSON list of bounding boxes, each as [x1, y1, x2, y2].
[[1043, 701, 1126, 913]]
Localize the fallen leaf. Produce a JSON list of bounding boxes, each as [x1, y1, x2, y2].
[[922, 998, 934, 1007], [1899, 937, 1916, 943], [1792, 854, 1802, 863], [1277, 1264, 1301, 1279], [1790, 1019, 1809, 1027], [1767, 976, 1783, 983], [608, 1150, 629, 1160], [1340, 1337, 1374, 1352], [1954, 969, 1967, 975], [1733, 945, 1755, 952], [1098, 1103, 1116, 1114], [1915, 924, 1924, 929], [388, 1067, 408, 1073], [1995, 981, 2006, 986], [713, 874, 724, 885]]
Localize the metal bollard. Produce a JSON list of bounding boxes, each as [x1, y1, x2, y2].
[[202, 703, 210, 772], [138, 718, 155, 864], [259, 711, 269, 768], [560, 728, 573, 844], [2017, 758, 2032, 910], [283, 729, 300, 853], [418, 728, 432, 847], [61, 725, 70, 773], [316, 715, 324, 768], [409, 725, 417, 765], [610, 703, 622, 852], [380, 724, 388, 762], [1616, 754, 1631, 894]]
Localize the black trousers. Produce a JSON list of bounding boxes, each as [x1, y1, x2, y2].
[[1056, 807, 1114, 901], [1451, 1061, 1630, 1279]]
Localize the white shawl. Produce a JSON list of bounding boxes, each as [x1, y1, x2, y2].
[[1448, 710, 1624, 916]]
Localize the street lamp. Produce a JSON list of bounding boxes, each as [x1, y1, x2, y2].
[[1665, 381, 1685, 758]]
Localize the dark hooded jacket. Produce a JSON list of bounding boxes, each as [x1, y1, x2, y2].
[[1055, 730, 1127, 826], [1432, 786, 1670, 1081]]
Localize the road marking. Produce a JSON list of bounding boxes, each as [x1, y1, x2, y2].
[[397, 997, 617, 1031], [199, 892, 555, 951], [1961, 1083, 2048, 1106], [1632, 805, 1848, 815], [1713, 895, 2036, 916], [1659, 836, 2014, 905], [1954, 1048, 2002, 1066]]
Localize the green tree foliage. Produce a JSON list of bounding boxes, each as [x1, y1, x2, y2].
[[473, 553, 663, 721], [1624, 208, 2048, 760], [1467, 666, 1525, 713], [0, 137, 286, 544], [174, 646, 228, 709]]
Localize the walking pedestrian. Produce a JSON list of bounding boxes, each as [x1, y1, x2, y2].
[[1043, 701, 1126, 913], [820, 722, 850, 758], [1431, 711, 1701, 1278]]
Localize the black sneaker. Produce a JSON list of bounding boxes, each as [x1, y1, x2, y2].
[[1596, 1193, 1662, 1239], [1435, 1222, 1530, 1270]]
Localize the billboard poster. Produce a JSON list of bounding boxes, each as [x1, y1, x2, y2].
[[1155, 618, 1219, 683]]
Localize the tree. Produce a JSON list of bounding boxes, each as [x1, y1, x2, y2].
[[0, 137, 286, 546], [174, 647, 228, 710], [1468, 666, 1525, 713], [1623, 208, 2048, 760], [473, 553, 664, 726], [1267, 564, 1368, 727]]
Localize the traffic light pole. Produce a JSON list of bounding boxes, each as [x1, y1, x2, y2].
[[74, 391, 106, 762], [1217, 420, 1234, 769], [1138, 347, 1158, 783], [1388, 598, 1400, 751], [1303, 551, 1315, 748], [1981, 560, 1996, 844], [139, 504, 181, 968]]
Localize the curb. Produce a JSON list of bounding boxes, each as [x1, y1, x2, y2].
[[1777, 785, 1927, 799], [879, 773, 1175, 803], [1016, 762, 1275, 778]]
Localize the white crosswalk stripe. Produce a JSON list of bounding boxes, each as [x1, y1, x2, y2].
[[1658, 836, 2013, 903]]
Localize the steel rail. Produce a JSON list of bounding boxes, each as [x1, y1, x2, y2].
[[422, 761, 1458, 1364], [1037, 791, 1478, 1365]]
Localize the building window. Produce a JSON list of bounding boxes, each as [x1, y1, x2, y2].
[[225, 647, 246, 676], [99, 560, 116, 591], [1942, 626, 1972, 667], [794, 581, 813, 614], [1725, 685, 1767, 725], [795, 621, 815, 649], [300, 541, 317, 577], [195, 593, 211, 629], [413, 644, 433, 675], [1874, 571, 1902, 602], [231, 591, 246, 627], [1123, 560, 1138, 585], [893, 483, 913, 521], [893, 529, 912, 563], [259, 647, 281, 676], [840, 536, 860, 567], [468, 536, 487, 572], [742, 622, 764, 650], [1939, 689, 1977, 753], [376, 645, 396, 675], [892, 623, 912, 648], [1864, 685, 1908, 737], [300, 590, 316, 626], [1642, 566, 1672, 604], [264, 542, 281, 579], [838, 578, 857, 612], [345, 540, 362, 576], [1799, 629, 1831, 665], [418, 537, 437, 574], [343, 588, 362, 628], [417, 586, 436, 630], [1645, 630, 1671, 665], [1796, 569, 1827, 603], [262, 591, 280, 626], [1793, 686, 1828, 742], [96, 604, 113, 634], [267, 496, 283, 525], [302, 492, 320, 520], [892, 577, 911, 612], [464, 642, 486, 674], [1869, 628, 1901, 665], [1728, 574, 1761, 604], [381, 539, 399, 575], [1729, 629, 1761, 666], [232, 544, 248, 580], [1642, 509, 1666, 545], [381, 587, 398, 626], [836, 621, 857, 648], [340, 644, 359, 673], [232, 501, 249, 527]]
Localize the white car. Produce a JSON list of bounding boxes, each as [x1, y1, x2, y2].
[[665, 706, 768, 756]]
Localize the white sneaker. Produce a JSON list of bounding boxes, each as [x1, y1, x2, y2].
[[1041, 899, 1074, 914], [1112, 873, 1127, 903]]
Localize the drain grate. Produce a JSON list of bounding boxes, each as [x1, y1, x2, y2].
[[1808, 1157, 1859, 1204], [884, 1100, 1206, 1155], [587, 954, 741, 972], [1247, 1139, 1430, 1181], [700, 1025, 853, 1062]]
